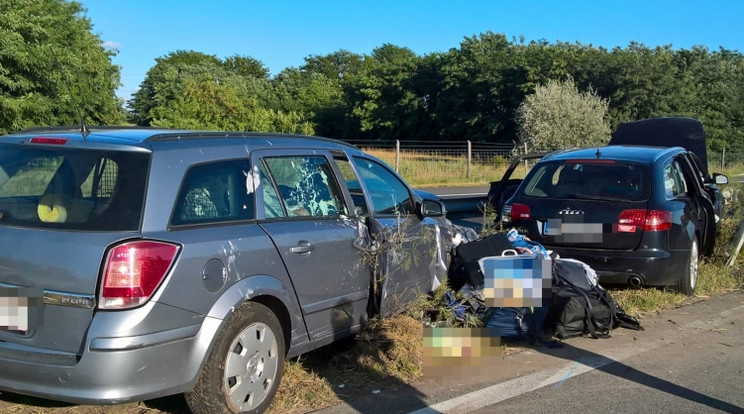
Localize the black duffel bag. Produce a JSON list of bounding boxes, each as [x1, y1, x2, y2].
[[546, 259, 643, 339]]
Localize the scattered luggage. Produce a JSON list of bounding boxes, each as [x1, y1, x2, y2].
[[545, 258, 643, 339], [445, 231, 643, 343]]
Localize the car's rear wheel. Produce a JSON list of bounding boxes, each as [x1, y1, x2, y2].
[[676, 238, 699, 296], [186, 302, 285, 414]]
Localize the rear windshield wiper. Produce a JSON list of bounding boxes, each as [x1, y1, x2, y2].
[[568, 194, 631, 202]]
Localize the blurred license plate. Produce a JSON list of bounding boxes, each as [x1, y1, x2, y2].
[[0, 287, 42, 332]]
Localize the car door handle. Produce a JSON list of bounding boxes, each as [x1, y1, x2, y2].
[[290, 241, 314, 255]]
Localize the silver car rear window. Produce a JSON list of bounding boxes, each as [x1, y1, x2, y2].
[[0, 145, 149, 231]]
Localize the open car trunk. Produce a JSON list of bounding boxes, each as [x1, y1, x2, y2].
[[610, 117, 709, 176]]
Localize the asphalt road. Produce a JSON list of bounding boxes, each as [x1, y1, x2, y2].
[[317, 290, 744, 414]]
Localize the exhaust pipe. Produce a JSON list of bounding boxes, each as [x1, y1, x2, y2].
[[629, 276, 642, 288]]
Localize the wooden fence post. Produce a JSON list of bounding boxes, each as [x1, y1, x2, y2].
[[467, 140, 472, 178], [395, 140, 400, 173], [722, 148, 726, 170]]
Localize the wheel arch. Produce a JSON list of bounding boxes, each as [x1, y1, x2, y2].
[[251, 294, 292, 356], [188, 274, 308, 379]]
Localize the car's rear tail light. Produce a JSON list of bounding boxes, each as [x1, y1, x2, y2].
[[618, 209, 672, 232], [30, 137, 68, 145], [643, 210, 673, 231], [99, 241, 180, 310], [510, 203, 531, 221]]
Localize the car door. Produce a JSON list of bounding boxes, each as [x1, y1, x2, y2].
[[254, 151, 369, 341], [348, 155, 444, 317], [675, 154, 716, 254]]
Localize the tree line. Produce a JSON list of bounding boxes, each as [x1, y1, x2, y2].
[[3, 1, 744, 153]]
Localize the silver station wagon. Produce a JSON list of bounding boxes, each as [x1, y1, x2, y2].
[[0, 127, 452, 414]]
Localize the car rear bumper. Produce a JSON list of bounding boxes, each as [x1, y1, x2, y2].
[[552, 247, 689, 287], [0, 302, 221, 405]]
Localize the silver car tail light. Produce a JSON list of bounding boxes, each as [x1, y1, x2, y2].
[[99, 241, 180, 310]]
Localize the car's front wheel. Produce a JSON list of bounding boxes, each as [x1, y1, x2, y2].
[[676, 238, 699, 296], [186, 302, 285, 414]]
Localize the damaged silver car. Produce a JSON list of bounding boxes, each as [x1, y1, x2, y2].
[[0, 127, 454, 414]]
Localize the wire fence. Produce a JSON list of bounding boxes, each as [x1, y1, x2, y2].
[[343, 140, 743, 187]]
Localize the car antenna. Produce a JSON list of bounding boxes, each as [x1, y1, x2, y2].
[[49, 45, 90, 140], [595, 148, 601, 159]]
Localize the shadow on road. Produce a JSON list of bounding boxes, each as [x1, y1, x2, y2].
[[529, 340, 744, 414]]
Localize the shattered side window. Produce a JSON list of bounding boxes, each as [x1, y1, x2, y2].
[[262, 155, 348, 218]]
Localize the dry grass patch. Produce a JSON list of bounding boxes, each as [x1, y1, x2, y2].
[[354, 315, 425, 383], [265, 314, 427, 413], [267, 361, 338, 414], [362, 148, 507, 187]]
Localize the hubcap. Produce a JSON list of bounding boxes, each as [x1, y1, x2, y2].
[[224, 322, 279, 411]]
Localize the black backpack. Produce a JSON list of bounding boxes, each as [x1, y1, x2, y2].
[[546, 259, 643, 339]]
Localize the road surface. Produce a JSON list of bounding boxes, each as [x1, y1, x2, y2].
[[317, 290, 744, 414]]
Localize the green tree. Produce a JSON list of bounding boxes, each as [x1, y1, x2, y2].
[[0, 0, 123, 133], [223, 54, 270, 79], [302, 50, 365, 80], [128, 50, 223, 125], [516, 78, 610, 152], [344, 44, 424, 142], [273, 68, 344, 137], [150, 73, 252, 130], [602, 43, 691, 126], [678, 46, 744, 153], [299, 50, 366, 139], [435, 32, 529, 143]]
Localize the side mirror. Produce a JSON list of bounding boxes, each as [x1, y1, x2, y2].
[[713, 173, 729, 185], [419, 199, 446, 217]]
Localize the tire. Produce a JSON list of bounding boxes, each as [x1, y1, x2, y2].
[[676, 238, 699, 296], [186, 302, 285, 414]]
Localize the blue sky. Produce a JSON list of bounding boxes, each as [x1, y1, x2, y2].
[[77, 0, 744, 102]]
